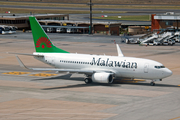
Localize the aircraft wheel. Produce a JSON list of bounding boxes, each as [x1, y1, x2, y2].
[[150, 82, 155, 86], [84, 78, 92, 84]]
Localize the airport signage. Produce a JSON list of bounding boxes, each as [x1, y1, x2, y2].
[[105, 25, 109, 28]]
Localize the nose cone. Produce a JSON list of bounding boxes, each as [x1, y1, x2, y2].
[[164, 68, 173, 77]]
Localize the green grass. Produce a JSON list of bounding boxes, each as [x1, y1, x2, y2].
[[93, 15, 151, 21], [0, 7, 126, 14], [1, 1, 180, 10], [7, 0, 180, 5]]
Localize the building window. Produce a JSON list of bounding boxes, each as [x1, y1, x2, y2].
[[164, 20, 174, 26]]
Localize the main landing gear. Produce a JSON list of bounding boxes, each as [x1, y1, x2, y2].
[[84, 78, 92, 84], [150, 82, 155, 86]]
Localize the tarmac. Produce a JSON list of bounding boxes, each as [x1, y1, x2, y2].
[[0, 32, 180, 120]]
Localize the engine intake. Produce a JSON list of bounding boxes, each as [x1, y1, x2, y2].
[[92, 73, 113, 83]]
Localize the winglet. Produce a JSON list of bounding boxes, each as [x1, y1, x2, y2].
[[116, 44, 124, 57], [16, 56, 29, 69]]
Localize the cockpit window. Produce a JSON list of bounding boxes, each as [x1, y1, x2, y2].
[[155, 66, 165, 69]]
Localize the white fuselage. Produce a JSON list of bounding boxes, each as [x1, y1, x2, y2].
[[33, 52, 172, 80]]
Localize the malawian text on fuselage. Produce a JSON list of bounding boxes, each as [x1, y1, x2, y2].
[[90, 57, 137, 68]]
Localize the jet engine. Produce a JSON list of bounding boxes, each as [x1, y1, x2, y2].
[[92, 73, 113, 83]]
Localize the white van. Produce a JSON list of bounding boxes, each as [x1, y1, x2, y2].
[[66, 28, 77, 33], [56, 28, 66, 33]]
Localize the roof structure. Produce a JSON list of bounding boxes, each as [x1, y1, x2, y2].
[[154, 12, 180, 20], [39, 20, 121, 25], [0, 14, 69, 20]]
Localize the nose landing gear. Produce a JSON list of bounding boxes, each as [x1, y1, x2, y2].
[[150, 82, 155, 86], [150, 79, 162, 86]]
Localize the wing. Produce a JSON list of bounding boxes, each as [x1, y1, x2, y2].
[[16, 56, 115, 74]]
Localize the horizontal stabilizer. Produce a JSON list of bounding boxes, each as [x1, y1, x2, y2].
[[8, 52, 44, 57]]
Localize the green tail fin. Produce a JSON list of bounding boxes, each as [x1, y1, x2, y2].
[[29, 16, 69, 53]]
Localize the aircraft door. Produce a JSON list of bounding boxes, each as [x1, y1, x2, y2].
[[45, 56, 55, 66], [50, 56, 55, 66], [144, 63, 149, 73]]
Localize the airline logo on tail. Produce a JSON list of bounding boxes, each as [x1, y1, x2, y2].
[[36, 37, 52, 48], [29, 16, 69, 53]]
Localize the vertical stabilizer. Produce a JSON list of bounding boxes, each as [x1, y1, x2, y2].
[[29, 16, 69, 53]]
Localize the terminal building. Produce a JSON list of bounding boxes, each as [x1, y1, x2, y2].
[[0, 14, 69, 30], [39, 20, 121, 35], [0, 14, 121, 35], [151, 12, 180, 31]]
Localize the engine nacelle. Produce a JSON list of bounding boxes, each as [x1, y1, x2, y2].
[[92, 73, 113, 83]]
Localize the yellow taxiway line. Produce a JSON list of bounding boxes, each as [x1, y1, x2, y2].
[[2, 71, 57, 77], [29, 73, 57, 77], [2, 71, 30, 75], [169, 116, 180, 120]]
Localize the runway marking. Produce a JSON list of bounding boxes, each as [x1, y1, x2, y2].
[[29, 73, 57, 77], [2, 71, 30, 75], [169, 116, 180, 120]]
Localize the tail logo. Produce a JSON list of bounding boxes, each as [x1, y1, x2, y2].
[[36, 37, 52, 48]]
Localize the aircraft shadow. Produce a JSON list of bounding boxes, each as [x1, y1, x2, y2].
[[42, 83, 119, 90], [42, 83, 90, 90], [31, 74, 84, 82], [118, 82, 180, 88], [32, 74, 179, 89]]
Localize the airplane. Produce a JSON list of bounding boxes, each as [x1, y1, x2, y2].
[[15, 16, 172, 86]]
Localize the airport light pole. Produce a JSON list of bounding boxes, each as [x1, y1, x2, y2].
[[88, 0, 93, 34]]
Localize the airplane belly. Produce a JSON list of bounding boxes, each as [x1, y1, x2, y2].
[[114, 68, 138, 78]]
